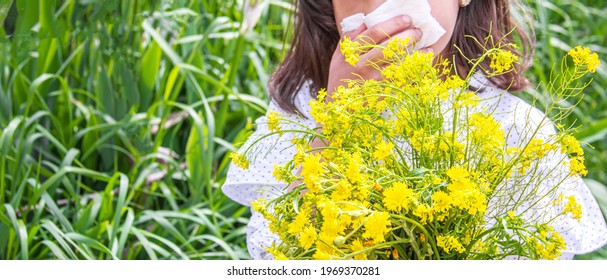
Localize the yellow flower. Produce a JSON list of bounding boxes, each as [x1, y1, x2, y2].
[[436, 234, 465, 254], [320, 200, 339, 219], [346, 153, 364, 184], [469, 113, 505, 153], [455, 91, 480, 108], [268, 245, 288, 260], [350, 239, 367, 260], [300, 226, 317, 250], [331, 179, 352, 201], [229, 152, 249, 169], [322, 218, 345, 238], [560, 134, 584, 156], [446, 166, 470, 182], [382, 182, 413, 212], [373, 140, 395, 161], [442, 75, 465, 91], [294, 143, 308, 165], [431, 191, 452, 214], [273, 164, 296, 184], [268, 217, 281, 235], [564, 195, 583, 220], [353, 181, 371, 201], [432, 177, 443, 185], [470, 239, 486, 253], [251, 198, 267, 216], [313, 249, 332, 260], [310, 99, 330, 125], [362, 212, 391, 244], [531, 224, 566, 259], [301, 153, 326, 187], [568, 156, 588, 176], [340, 36, 362, 66], [319, 201, 346, 237], [288, 207, 310, 235], [267, 111, 281, 134], [454, 188, 487, 215], [413, 204, 433, 224], [568, 46, 600, 73], [524, 138, 557, 159], [553, 193, 565, 206], [314, 233, 337, 259], [488, 49, 518, 73], [317, 88, 328, 103], [382, 37, 411, 60]]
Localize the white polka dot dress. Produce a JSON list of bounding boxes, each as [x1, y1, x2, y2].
[[222, 75, 607, 260]]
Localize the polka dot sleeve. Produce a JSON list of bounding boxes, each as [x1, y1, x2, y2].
[[222, 83, 316, 206], [221, 83, 316, 259], [510, 104, 607, 255]]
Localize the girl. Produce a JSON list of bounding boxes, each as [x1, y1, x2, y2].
[[222, 0, 607, 260]]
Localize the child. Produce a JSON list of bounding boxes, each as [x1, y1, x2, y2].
[[222, 0, 607, 260]]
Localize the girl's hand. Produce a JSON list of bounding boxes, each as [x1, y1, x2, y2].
[[287, 16, 426, 193], [326, 15, 427, 98]]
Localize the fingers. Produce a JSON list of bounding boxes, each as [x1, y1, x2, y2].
[[336, 23, 367, 58], [333, 15, 431, 85], [356, 46, 435, 80], [419, 46, 435, 55], [355, 15, 413, 45], [357, 27, 423, 67], [342, 23, 367, 39]]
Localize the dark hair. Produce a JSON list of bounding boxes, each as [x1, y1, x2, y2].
[[448, 1, 533, 91], [270, 0, 534, 114]]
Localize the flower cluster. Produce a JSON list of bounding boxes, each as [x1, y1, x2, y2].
[[234, 37, 596, 259], [568, 46, 600, 73]]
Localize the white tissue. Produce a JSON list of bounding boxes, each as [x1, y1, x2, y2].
[[340, 13, 366, 32], [339, 0, 446, 50]]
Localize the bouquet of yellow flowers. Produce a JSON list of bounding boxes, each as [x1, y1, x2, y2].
[[232, 36, 599, 260]]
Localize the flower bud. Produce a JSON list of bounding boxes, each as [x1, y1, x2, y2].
[[349, 210, 364, 218], [333, 236, 346, 247]]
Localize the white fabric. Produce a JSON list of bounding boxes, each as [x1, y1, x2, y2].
[[339, 0, 446, 50], [222, 77, 607, 260]]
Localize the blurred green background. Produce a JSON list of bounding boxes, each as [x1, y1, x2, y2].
[[0, 0, 605, 260]]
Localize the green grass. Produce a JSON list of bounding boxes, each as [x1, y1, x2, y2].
[[0, 0, 292, 259], [0, 0, 605, 260]]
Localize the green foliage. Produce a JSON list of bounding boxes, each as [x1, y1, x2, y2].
[[0, 0, 292, 259]]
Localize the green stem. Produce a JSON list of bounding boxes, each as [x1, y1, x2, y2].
[[389, 213, 440, 259], [340, 239, 407, 260]]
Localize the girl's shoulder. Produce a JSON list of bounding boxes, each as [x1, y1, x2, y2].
[[222, 82, 315, 206], [472, 73, 557, 145], [268, 80, 316, 123]]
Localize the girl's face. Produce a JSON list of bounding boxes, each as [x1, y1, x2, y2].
[[332, 0, 460, 55]]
